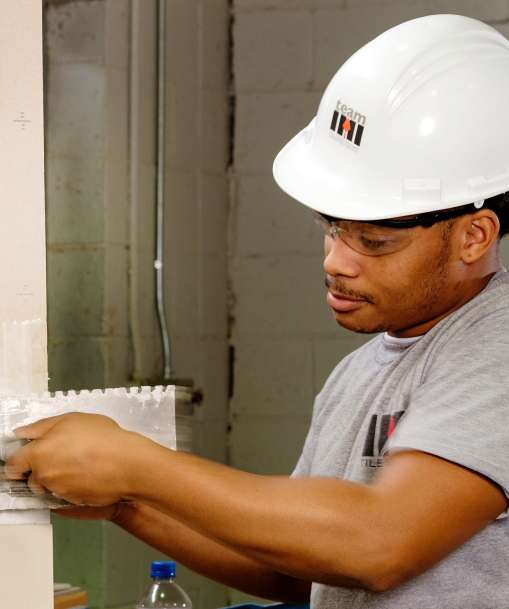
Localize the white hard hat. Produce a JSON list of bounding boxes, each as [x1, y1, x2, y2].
[[273, 14, 509, 221]]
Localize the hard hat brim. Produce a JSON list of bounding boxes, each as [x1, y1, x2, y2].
[[273, 120, 507, 222]]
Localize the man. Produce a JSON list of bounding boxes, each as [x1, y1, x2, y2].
[[7, 13, 509, 609]]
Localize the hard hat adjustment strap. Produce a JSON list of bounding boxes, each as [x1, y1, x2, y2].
[[368, 202, 484, 229], [318, 202, 485, 230]]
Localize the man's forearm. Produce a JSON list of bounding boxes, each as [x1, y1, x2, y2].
[[113, 501, 311, 602], [124, 436, 384, 591]]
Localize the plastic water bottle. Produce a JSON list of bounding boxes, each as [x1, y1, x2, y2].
[[136, 561, 192, 609]]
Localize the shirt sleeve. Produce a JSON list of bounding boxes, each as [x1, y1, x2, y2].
[[383, 309, 509, 518]]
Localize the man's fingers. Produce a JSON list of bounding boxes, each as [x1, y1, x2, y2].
[[5, 442, 33, 480], [14, 415, 64, 440], [27, 473, 47, 496]]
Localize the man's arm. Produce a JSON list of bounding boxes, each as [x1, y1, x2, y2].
[[112, 501, 311, 602], [124, 443, 507, 592], [9, 414, 508, 593]]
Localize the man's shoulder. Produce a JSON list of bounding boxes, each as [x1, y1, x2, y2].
[[417, 271, 509, 375], [436, 270, 509, 339], [475, 269, 509, 305]]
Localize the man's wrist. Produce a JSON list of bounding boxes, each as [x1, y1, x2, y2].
[[122, 431, 161, 501]]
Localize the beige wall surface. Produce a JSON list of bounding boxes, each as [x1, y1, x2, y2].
[[0, 0, 47, 333], [0, 2, 52, 609]]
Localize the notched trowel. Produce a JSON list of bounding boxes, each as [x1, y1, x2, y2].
[[0, 386, 177, 510]]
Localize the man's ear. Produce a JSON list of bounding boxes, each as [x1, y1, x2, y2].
[[459, 210, 499, 264]]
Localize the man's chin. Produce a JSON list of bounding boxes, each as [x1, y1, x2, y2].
[[332, 311, 387, 335]]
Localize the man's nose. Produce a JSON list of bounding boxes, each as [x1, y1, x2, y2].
[[323, 236, 361, 278]]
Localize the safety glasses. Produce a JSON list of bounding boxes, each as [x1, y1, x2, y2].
[[314, 213, 412, 256], [314, 203, 480, 257]]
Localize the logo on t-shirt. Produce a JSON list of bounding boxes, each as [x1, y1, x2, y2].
[[362, 411, 405, 468]]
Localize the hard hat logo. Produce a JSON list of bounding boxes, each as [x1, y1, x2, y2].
[[330, 108, 365, 147], [330, 99, 366, 147]]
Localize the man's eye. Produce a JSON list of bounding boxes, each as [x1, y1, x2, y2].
[[359, 236, 392, 250]]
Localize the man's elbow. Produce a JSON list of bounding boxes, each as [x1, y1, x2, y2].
[[363, 569, 406, 593], [359, 546, 418, 593], [325, 539, 413, 593]]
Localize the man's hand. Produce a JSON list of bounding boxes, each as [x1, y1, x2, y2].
[[5, 412, 143, 506]]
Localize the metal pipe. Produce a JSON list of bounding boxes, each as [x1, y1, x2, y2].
[[155, 0, 172, 380], [128, 0, 143, 380]]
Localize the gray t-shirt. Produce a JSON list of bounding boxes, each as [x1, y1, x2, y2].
[[293, 270, 509, 608]]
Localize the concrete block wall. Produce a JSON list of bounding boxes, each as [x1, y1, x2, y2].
[[230, 0, 509, 603], [45, 0, 230, 608], [45, 2, 148, 608], [46, 0, 131, 391], [162, 3, 232, 604]]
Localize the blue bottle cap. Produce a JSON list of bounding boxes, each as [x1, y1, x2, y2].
[[151, 561, 176, 579]]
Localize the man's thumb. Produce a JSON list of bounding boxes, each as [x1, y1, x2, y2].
[[15, 415, 63, 440]]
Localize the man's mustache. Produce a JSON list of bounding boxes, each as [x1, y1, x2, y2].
[[324, 277, 375, 304]]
